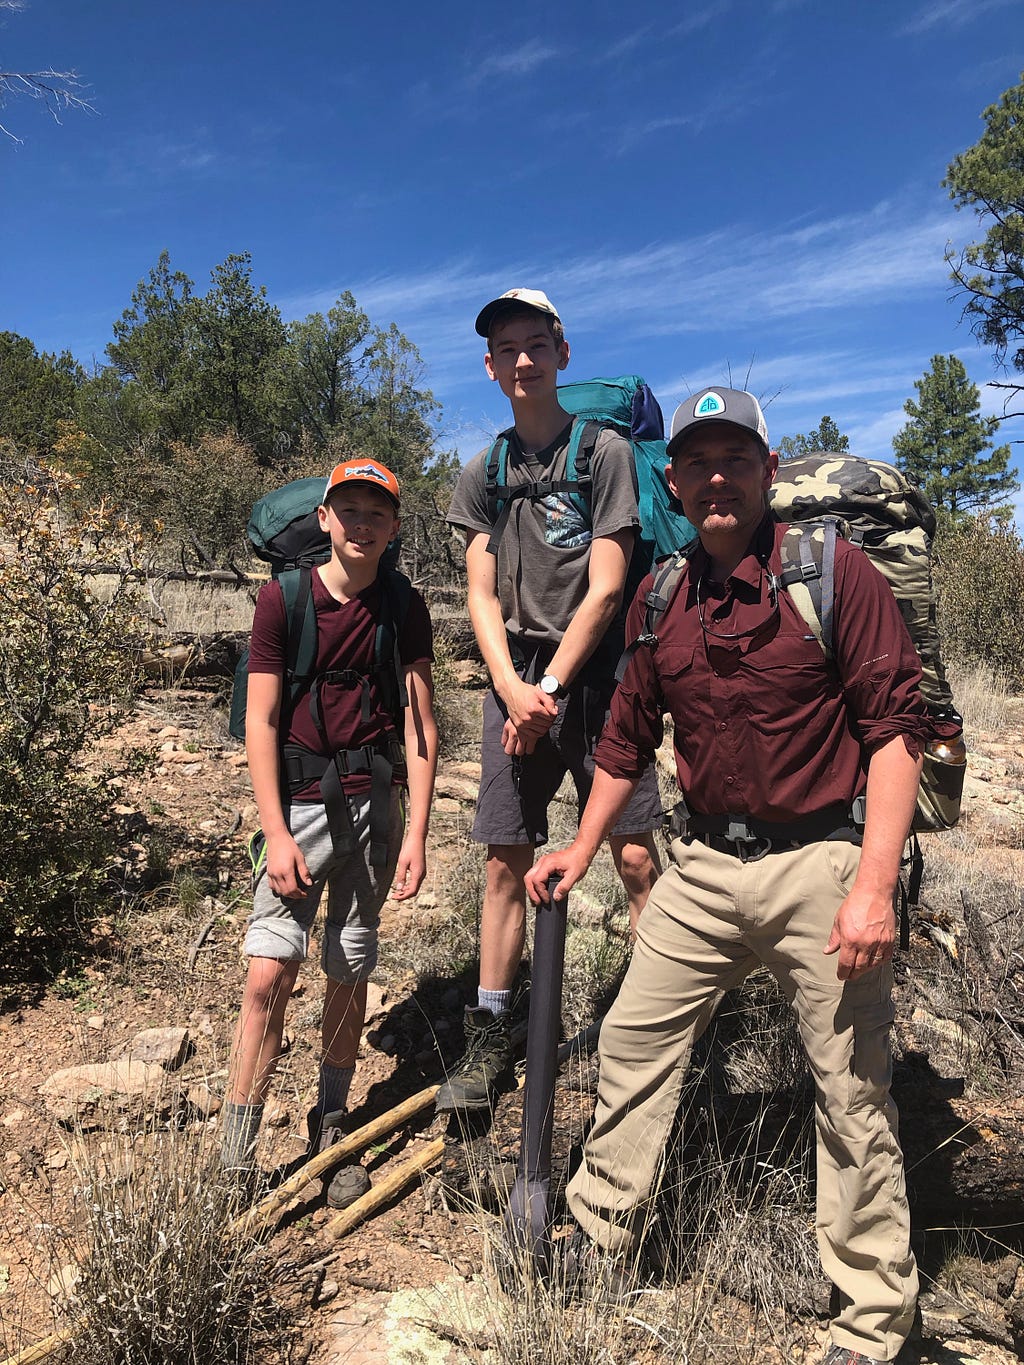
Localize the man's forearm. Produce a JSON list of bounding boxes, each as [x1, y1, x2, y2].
[[575, 765, 642, 858], [855, 735, 924, 899], [246, 719, 289, 837], [467, 584, 519, 701]]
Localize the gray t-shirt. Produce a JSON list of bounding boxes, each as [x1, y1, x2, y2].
[[447, 420, 640, 650]]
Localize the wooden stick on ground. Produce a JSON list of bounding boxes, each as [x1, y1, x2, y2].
[[233, 1082, 440, 1238], [324, 1136, 446, 1240], [0, 1323, 77, 1365]]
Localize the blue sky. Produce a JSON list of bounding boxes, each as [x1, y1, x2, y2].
[[2, 0, 1023, 523]]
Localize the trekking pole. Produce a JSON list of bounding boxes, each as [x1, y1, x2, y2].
[[503, 873, 568, 1279]]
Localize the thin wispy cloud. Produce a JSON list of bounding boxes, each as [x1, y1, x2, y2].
[[666, 2, 736, 37], [899, 0, 1018, 37], [279, 198, 962, 422], [469, 39, 559, 84]]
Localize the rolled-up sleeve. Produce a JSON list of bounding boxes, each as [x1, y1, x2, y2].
[[833, 545, 931, 759], [594, 578, 665, 779]]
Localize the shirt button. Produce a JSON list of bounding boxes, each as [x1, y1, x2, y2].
[[718, 722, 727, 731], [725, 775, 735, 785]]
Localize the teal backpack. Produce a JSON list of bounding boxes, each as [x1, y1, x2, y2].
[[483, 375, 696, 575]]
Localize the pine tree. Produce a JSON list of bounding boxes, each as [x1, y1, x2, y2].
[[944, 72, 1024, 418], [776, 415, 850, 458], [893, 354, 1018, 521]]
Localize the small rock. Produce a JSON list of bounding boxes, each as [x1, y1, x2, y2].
[[227, 753, 249, 769], [5, 1151, 22, 1167], [364, 983, 387, 1020], [129, 1027, 190, 1071], [46, 1150, 69, 1170], [186, 1085, 220, 1119], [451, 660, 489, 688], [316, 1279, 340, 1305], [38, 1059, 168, 1128], [87, 1015, 105, 1031], [263, 1099, 290, 1129], [158, 726, 182, 739], [47, 1264, 80, 1302], [1, 1110, 25, 1127]]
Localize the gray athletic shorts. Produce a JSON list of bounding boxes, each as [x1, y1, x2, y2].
[[244, 790, 402, 981], [471, 680, 663, 847]]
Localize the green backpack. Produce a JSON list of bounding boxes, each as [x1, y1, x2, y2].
[[228, 478, 407, 740]]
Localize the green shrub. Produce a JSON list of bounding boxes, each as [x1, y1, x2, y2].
[[0, 459, 149, 979], [934, 516, 1024, 688]]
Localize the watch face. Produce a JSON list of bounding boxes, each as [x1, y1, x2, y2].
[[540, 674, 559, 695]]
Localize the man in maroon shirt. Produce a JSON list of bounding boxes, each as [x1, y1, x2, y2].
[[526, 388, 929, 1365]]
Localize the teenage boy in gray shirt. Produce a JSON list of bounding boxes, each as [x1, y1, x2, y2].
[[441, 288, 662, 1113]]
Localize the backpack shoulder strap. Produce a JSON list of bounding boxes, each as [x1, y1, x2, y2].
[[484, 431, 513, 525], [279, 566, 318, 703], [374, 567, 413, 726], [614, 540, 696, 684], [777, 518, 839, 657], [564, 416, 601, 521]]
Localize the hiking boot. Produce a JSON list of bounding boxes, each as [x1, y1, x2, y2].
[[435, 1007, 515, 1113], [557, 1225, 635, 1304], [306, 1107, 371, 1211], [821, 1347, 888, 1365]]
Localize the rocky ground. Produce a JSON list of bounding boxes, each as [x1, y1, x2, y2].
[[1, 672, 1024, 1365]]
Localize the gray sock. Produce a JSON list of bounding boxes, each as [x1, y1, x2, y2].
[[220, 1101, 263, 1171], [317, 1063, 355, 1118], [477, 987, 511, 1016]]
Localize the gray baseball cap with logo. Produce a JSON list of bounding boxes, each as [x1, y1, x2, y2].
[[666, 387, 770, 459]]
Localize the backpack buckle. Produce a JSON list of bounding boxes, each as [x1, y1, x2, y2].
[[636, 632, 659, 649], [724, 816, 772, 863]]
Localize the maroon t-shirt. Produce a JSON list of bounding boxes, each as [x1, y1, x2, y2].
[[597, 516, 930, 823], [249, 568, 433, 799]]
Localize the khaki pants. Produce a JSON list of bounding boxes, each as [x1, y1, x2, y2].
[[567, 836, 917, 1361]]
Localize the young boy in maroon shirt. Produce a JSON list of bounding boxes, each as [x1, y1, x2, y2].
[[221, 458, 437, 1206]]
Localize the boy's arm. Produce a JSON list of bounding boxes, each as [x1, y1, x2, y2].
[[392, 659, 438, 900], [245, 670, 313, 899], [464, 529, 557, 744], [545, 527, 633, 690]]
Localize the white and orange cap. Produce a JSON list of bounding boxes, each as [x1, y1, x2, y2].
[[322, 459, 400, 510]]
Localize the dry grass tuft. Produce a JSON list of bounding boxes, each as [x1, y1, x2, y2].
[[47, 1126, 291, 1365]]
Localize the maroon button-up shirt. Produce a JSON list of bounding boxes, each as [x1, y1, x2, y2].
[[595, 516, 930, 823]]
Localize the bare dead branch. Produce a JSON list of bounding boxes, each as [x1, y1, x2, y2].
[[0, 68, 94, 143]]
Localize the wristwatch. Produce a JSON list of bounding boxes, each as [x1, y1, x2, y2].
[[539, 673, 567, 699]]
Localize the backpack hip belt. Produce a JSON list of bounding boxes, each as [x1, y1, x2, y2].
[[668, 798, 866, 863], [282, 734, 406, 869]]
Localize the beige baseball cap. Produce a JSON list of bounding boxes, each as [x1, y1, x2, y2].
[[475, 288, 562, 338]]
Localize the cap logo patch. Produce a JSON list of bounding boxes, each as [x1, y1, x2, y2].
[[345, 462, 389, 486], [695, 393, 725, 417]]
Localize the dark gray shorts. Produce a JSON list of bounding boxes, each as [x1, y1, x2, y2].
[[471, 680, 663, 847]]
